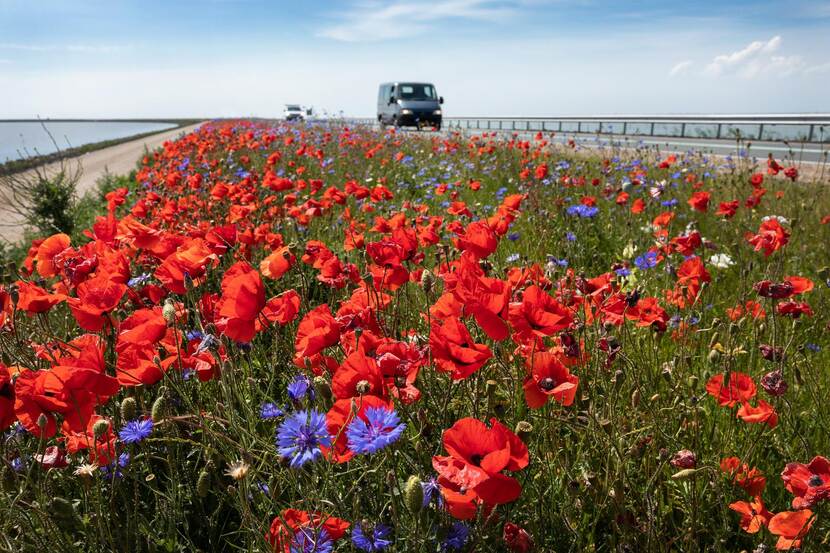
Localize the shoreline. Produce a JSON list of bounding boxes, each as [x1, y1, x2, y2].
[[0, 120, 201, 176]]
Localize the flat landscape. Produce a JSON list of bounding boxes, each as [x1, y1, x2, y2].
[[0, 120, 828, 552]]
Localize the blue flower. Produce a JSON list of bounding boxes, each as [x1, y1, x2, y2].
[[505, 253, 520, 263], [566, 232, 577, 242], [351, 522, 392, 551], [422, 477, 442, 507], [186, 329, 204, 342], [276, 410, 331, 468], [288, 374, 314, 402], [119, 418, 153, 444], [806, 343, 821, 353], [566, 204, 598, 218], [127, 273, 151, 288], [290, 527, 332, 553], [261, 402, 284, 419], [507, 232, 520, 241], [441, 522, 470, 551], [345, 406, 405, 455], [634, 251, 659, 270], [615, 267, 631, 277]]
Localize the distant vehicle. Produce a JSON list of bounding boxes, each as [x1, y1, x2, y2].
[[284, 104, 305, 122], [377, 82, 443, 130]]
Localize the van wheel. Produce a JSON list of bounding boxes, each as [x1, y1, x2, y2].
[[378, 116, 384, 128], [393, 117, 401, 129]]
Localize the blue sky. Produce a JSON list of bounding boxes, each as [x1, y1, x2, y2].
[[1, 0, 829, 117]]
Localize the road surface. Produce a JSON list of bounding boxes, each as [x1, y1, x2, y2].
[[0, 122, 206, 245]]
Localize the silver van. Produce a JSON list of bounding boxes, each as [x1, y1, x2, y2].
[[377, 82, 443, 130]]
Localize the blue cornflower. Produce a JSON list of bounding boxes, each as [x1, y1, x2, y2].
[[634, 251, 659, 270], [196, 333, 219, 354], [660, 198, 679, 207], [507, 232, 520, 241], [615, 267, 631, 277], [101, 452, 130, 480], [276, 410, 331, 468], [441, 522, 470, 551], [186, 329, 204, 342], [351, 522, 392, 552], [127, 273, 151, 288], [288, 374, 314, 402], [566, 232, 577, 242], [806, 343, 821, 353], [290, 527, 332, 553], [566, 204, 599, 218], [119, 418, 153, 444], [345, 406, 405, 455], [422, 477, 441, 507], [505, 253, 520, 263], [260, 402, 284, 419]]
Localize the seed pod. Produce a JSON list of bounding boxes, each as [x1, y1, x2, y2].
[[631, 389, 640, 408], [151, 396, 167, 423], [313, 376, 332, 403], [420, 269, 435, 294], [708, 349, 720, 363], [514, 421, 533, 444], [404, 475, 423, 513], [196, 470, 211, 497], [120, 397, 137, 421], [37, 413, 49, 430]]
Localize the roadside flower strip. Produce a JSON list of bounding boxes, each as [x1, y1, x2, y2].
[[0, 120, 828, 551]]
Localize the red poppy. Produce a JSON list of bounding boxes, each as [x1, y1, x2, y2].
[[266, 509, 349, 553], [746, 218, 789, 256], [216, 261, 266, 343], [331, 351, 387, 400], [35, 233, 71, 278], [259, 289, 301, 327], [522, 351, 579, 408], [705, 372, 756, 408], [687, 191, 710, 212], [720, 457, 766, 496], [66, 273, 127, 331], [429, 317, 492, 380], [155, 238, 219, 294], [455, 221, 499, 259], [508, 285, 573, 343], [728, 496, 771, 534], [432, 417, 529, 517], [503, 522, 533, 553], [781, 456, 830, 509], [260, 246, 295, 280], [15, 280, 66, 314], [768, 509, 813, 550], [716, 200, 739, 218], [737, 399, 778, 428], [0, 364, 16, 430], [294, 304, 341, 360]]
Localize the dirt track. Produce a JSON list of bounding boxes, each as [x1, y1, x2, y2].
[[0, 122, 206, 245]]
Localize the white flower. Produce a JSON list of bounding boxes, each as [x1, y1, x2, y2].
[[225, 460, 250, 481], [74, 463, 98, 478], [622, 243, 637, 258], [708, 254, 735, 269]]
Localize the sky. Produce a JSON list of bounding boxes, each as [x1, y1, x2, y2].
[[1, 0, 829, 118]]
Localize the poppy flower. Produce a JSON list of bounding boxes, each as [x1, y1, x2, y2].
[[432, 417, 529, 516], [508, 285, 573, 343], [216, 261, 266, 343], [522, 351, 579, 408], [294, 304, 341, 360], [781, 456, 830, 509], [260, 246, 295, 280], [266, 509, 349, 553], [35, 233, 71, 278], [687, 191, 710, 212], [502, 522, 533, 553], [768, 509, 813, 550], [67, 273, 128, 331], [736, 400, 778, 428], [455, 221, 498, 259], [15, 281, 66, 314], [0, 364, 16, 430], [331, 351, 387, 400], [429, 317, 492, 380], [720, 457, 766, 495], [705, 372, 756, 408], [259, 289, 301, 327], [728, 496, 772, 534], [746, 218, 789, 257]]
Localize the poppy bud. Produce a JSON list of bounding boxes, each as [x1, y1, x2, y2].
[[120, 397, 137, 421], [92, 419, 110, 439], [196, 470, 210, 497], [404, 475, 424, 513], [671, 468, 699, 480], [151, 396, 167, 423], [313, 376, 332, 403], [631, 389, 640, 408], [612, 369, 625, 388], [37, 413, 48, 430], [162, 299, 176, 324], [514, 421, 533, 443], [420, 269, 435, 294], [707, 349, 720, 363]]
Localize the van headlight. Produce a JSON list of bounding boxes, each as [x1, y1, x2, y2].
[[433, 109, 442, 115], [401, 109, 413, 115]]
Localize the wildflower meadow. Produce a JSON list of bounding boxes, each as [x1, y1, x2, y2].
[[1, 121, 829, 552]]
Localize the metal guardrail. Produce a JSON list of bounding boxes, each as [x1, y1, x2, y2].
[[442, 115, 830, 144]]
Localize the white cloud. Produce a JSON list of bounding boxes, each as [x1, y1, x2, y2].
[[668, 60, 692, 76], [805, 61, 830, 74], [317, 0, 517, 42], [704, 35, 782, 76]]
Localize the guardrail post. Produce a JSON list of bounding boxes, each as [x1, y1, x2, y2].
[[650, 122, 655, 136], [577, 122, 582, 133], [716, 124, 722, 139], [622, 122, 627, 135], [808, 124, 814, 143], [680, 123, 686, 138], [758, 124, 764, 141]]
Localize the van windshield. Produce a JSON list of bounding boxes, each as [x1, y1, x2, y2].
[[396, 84, 437, 101], [286, 105, 301, 111]]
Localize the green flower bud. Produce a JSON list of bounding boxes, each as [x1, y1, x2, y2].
[[120, 397, 137, 421], [151, 396, 167, 423], [514, 421, 533, 444], [196, 470, 211, 498], [162, 300, 176, 324], [92, 419, 110, 439], [404, 475, 423, 513]]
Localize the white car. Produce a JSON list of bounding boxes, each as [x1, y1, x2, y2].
[[284, 104, 305, 122]]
